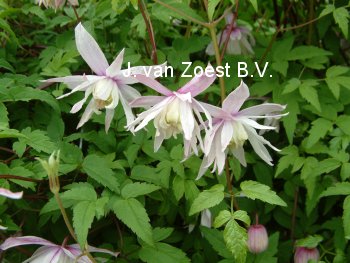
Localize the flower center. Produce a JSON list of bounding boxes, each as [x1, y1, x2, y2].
[[154, 98, 183, 138], [229, 121, 248, 149], [92, 78, 116, 109]]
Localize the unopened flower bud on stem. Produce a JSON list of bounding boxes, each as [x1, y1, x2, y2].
[[247, 224, 269, 254]]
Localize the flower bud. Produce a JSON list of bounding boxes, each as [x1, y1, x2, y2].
[[247, 224, 269, 254], [294, 247, 319, 263], [37, 151, 60, 194]]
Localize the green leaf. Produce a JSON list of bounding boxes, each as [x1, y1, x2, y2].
[[0, 102, 9, 129], [240, 180, 287, 206], [232, 210, 251, 226], [340, 163, 350, 181], [287, 46, 332, 60], [0, 59, 15, 73], [82, 154, 120, 193], [319, 4, 335, 17], [189, 184, 225, 215], [139, 242, 190, 263], [283, 78, 301, 94], [207, 0, 220, 20], [73, 201, 96, 248], [121, 182, 160, 199], [172, 175, 185, 201], [306, 118, 333, 148], [0, 86, 60, 112], [333, 7, 349, 38], [201, 227, 233, 258], [248, 0, 258, 12], [19, 128, 56, 155], [336, 115, 350, 135], [299, 80, 321, 112], [224, 219, 247, 263], [343, 196, 350, 239], [112, 197, 153, 245], [214, 210, 232, 228], [295, 235, 323, 248], [282, 99, 299, 144], [153, 227, 174, 242], [321, 182, 350, 197]]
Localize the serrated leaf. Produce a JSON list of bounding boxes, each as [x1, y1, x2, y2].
[[121, 182, 160, 199], [321, 182, 350, 197], [336, 115, 350, 135], [224, 219, 247, 263], [214, 210, 232, 228], [326, 66, 349, 78], [232, 210, 250, 226], [295, 235, 323, 248], [287, 46, 332, 60], [201, 227, 233, 258], [189, 184, 225, 215], [208, 0, 220, 20], [19, 128, 56, 154], [0, 102, 9, 129], [73, 201, 96, 248], [240, 180, 287, 206], [172, 175, 185, 201], [153, 227, 174, 242], [306, 118, 333, 148], [283, 78, 300, 94], [82, 154, 120, 193], [139, 242, 190, 263], [0, 59, 14, 73], [340, 163, 350, 181], [319, 4, 335, 18], [343, 196, 350, 239], [333, 7, 349, 38], [112, 197, 153, 245], [299, 81, 321, 112]]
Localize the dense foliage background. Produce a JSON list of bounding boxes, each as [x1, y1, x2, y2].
[[1, 0, 350, 262]]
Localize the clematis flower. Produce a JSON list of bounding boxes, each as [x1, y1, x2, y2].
[[127, 67, 216, 158], [0, 188, 23, 230], [36, 0, 78, 9], [197, 81, 286, 179], [0, 236, 119, 262], [294, 247, 320, 263], [45, 23, 165, 132], [206, 14, 255, 56]]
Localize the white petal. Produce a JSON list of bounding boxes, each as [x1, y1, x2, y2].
[[231, 146, 247, 166], [57, 77, 102, 99], [130, 96, 165, 108], [239, 103, 286, 117], [222, 81, 249, 113], [70, 88, 93, 114], [75, 23, 109, 75], [0, 236, 55, 250], [105, 108, 115, 132], [77, 99, 96, 129], [106, 48, 125, 77], [118, 84, 141, 102], [221, 121, 233, 152], [240, 118, 277, 130], [179, 101, 195, 141], [119, 91, 135, 127], [0, 188, 23, 199]]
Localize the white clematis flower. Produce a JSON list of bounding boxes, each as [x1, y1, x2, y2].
[[197, 81, 287, 179], [36, 0, 78, 9], [128, 66, 216, 158], [0, 236, 119, 263], [45, 23, 166, 132]]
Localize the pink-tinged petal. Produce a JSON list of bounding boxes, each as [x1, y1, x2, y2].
[[192, 99, 213, 129], [106, 48, 125, 77], [70, 88, 93, 114], [75, 23, 109, 75], [44, 75, 86, 85], [119, 91, 135, 127], [197, 156, 210, 180], [239, 103, 286, 117], [77, 99, 97, 129], [118, 84, 141, 102], [225, 13, 234, 24], [68, 244, 119, 258], [0, 236, 55, 250], [134, 75, 172, 96], [57, 77, 103, 100], [203, 121, 223, 155], [177, 64, 216, 97], [23, 247, 70, 263], [220, 121, 233, 152], [239, 118, 277, 130], [130, 96, 165, 108], [244, 125, 276, 165], [0, 188, 23, 199], [180, 101, 195, 140], [231, 146, 247, 167], [223, 81, 249, 113], [226, 38, 241, 55], [105, 109, 115, 133], [129, 62, 167, 77], [200, 102, 230, 119], [240, 36, 254, 55]]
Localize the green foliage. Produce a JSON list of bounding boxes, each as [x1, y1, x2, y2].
[[189, 184, 225, 215]]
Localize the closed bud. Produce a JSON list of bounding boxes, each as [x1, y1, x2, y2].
[[294, 247, 319, 263], [247, 224, 269, 254]]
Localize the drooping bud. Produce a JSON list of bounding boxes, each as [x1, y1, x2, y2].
[[294, 247, 320, 263], [37, 151, 60, 194], [247, 224, 269, 254]]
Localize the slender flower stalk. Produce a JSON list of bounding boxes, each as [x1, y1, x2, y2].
[[128, 66, 216, 158], [197, 81, 287, 179], [0, 236, 119, 263], [44, 23, 166, 132]]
